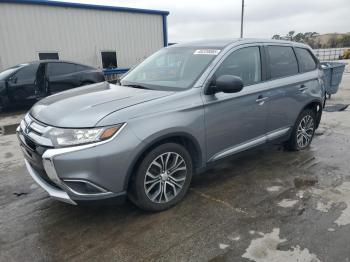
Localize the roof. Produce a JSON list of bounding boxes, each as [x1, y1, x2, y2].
[[23, 60, 95, 68], [0, 0, 169, 16], [172, 39, 240, 48], [171, 38, 310, 48]]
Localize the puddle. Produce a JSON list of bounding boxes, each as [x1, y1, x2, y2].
[[312, 181, 350, 226], [0, 124, 18, 136], [323, 104, 349, 112], [278, 199, 299, 208], [242, 228, 320, 262], [266, 186, 283, 192]]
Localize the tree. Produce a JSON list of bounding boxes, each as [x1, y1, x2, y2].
[[271, 31, 321, 47], [294, 33, 305, 42], [337, 34, 350, 47], [327, 34, 338, 48], [272, 34, 282, 40], [286, 31, 295, 41]]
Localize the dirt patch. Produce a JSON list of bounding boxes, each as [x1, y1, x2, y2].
[[294, 176, 318, 188]]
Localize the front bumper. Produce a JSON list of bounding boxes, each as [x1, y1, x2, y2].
[[17, 115, 139, 205], [24, 158, 77, 205]]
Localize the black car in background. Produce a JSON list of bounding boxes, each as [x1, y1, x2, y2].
[[0, 60, 105, 109]]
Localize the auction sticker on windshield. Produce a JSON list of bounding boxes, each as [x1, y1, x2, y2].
[[193, 49, 221, 55]]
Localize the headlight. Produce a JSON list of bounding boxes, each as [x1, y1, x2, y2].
[[46, 124, 124, 147]]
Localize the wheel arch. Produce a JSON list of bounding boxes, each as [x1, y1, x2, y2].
[[124, 132, 203, 191], [299, 99, 323, 128]]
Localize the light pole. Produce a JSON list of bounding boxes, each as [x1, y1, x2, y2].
[[240, 0, 244, 38]]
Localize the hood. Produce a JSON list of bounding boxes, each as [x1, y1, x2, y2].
[[30, 82, 174, 128]]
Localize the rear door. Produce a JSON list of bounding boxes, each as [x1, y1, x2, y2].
[[294, 47, 320, 102], [203, 45, 270, 162], [265, 45, 318, 135], [46, 62, 79, 94], [264, 45, 311, 136]]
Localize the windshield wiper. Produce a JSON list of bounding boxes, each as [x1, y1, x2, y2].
[[122, 84, 151, 90]]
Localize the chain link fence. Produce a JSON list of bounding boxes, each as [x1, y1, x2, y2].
[[313, 47, 350, 61]]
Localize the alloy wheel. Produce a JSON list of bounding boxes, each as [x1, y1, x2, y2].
[[296, 115, 314, 149], [144, 152, 187, 203]]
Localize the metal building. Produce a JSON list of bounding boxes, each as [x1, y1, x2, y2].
[[0, 0, 169, 71]]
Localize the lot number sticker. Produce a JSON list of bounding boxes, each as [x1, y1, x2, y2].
[[194, 49, 221, 55]]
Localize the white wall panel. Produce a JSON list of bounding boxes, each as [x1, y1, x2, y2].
[[0, 3, 165, 70]]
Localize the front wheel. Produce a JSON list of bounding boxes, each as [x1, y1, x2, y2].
[[129, 143, 193, 211], [287, 109, 316, 151]]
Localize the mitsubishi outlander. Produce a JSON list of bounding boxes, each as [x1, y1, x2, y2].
[[17, 39, 324, 211]]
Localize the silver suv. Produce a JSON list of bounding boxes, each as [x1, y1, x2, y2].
[[17, 39, 324, 211]]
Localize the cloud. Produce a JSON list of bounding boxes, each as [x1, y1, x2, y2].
[[57, 0, 350, 42]]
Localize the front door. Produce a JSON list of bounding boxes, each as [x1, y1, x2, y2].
[[7, 63, 40, 104], [203, 46, 270, 162]]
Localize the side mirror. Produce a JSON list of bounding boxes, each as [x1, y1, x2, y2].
[[8, 75, 17, 84], [207, 75, 244, 95]]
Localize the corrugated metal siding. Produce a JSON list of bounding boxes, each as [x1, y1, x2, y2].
[[0, 3, 164, 70]]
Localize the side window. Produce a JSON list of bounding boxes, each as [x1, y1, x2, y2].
[[216, 47, 261, 86], [267, 46, 298, 79], [295, 48, 317, 73], [47, 63, 76, 77], [75, 64, 91, 72], [13, 64, 39, 82]]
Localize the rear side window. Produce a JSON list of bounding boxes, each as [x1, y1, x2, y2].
[[267, 46, 298, 79], [47, 63, 76, 77], [75, 64, 92, 72], [295, 48, 317, 72], [216, 46, 261, 86]]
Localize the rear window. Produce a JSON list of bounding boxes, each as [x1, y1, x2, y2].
[[295, 48, 317, 72], [267, 46, 298, 79]]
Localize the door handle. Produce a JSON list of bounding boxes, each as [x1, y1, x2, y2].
[[299, 84, 308, 92], [256, 95, 269, 105]]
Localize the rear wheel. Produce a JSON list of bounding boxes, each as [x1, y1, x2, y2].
[[129, 143, 193, 211], [287, 109, 316, 151]]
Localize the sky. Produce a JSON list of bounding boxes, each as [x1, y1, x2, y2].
[[58, 0, 350, 43]]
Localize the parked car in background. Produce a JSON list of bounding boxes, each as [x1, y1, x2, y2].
[[0, 60, 105, 109], [17, 39, 324, 211]]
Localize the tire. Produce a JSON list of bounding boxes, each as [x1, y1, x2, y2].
[[287, 109, 316, 151], [129, 143, 193, 211]]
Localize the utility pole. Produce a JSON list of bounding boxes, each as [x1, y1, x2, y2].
[[240, 0, 244, 38]]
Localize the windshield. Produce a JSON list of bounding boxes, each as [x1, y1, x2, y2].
[[121, 47, 221, 91], [0, 64, 26, 80]]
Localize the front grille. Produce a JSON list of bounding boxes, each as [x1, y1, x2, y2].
[[20, 114, 53, 148], [18, 114, 60, 186], [23, 135, 36, 151]]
